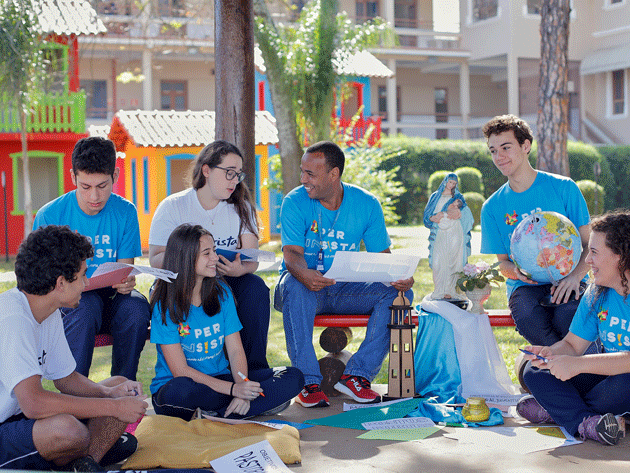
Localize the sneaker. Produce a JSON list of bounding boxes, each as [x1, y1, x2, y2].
[[334, 375, 381, 404], [195, 407, 219, 419], [260, 399, 292, 416], [516, 395, 554, 424], [296, 384, 330, 408], [68, 455, 105, 472], [100, 432, 138, 466], [578, 413, 623, 445]]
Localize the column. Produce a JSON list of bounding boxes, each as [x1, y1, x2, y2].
[[459, 60, 470, 139]]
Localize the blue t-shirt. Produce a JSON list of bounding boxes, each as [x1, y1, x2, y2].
[[570, 286, 630, 353], [480, 171, 589, 298], [280, 183, 391, 272], [33, 191, 142, 278], [149, 282, 242, 394]]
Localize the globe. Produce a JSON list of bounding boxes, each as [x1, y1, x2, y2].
[[510, 211, 582, 284]]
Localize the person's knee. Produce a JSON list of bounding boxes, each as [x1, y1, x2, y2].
[[239, 274, 270, 299], [35, 415, 89, 458]]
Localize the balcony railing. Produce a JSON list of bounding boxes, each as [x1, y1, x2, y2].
[[0, 91, 86, 134], [338, 116, 382, 146]]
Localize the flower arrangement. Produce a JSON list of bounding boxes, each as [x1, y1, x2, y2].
[[456, 261, 505, 292]]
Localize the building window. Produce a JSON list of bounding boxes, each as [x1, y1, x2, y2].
[[158, 0, 186, 17], [356, 1, 379, 22], [472, 0, 498, 22], [435, 88, 448, 139], [526, 0, 540, 14], [612, 69, 625, 115], [395, 0, 417, 28], [81, 80, 108, 119], [160, 81, 187, 110], [96, 0, 134, 15], [377, 85, 401, 120], [10, 152, 63, 214]]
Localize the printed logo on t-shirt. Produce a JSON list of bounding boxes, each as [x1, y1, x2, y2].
[[600, 309, 630, 350], [180, 322, 225, 361], [178, 323, 190, 337], [598, 309, 608, 322], [215, 236, 238, 248], [310, 220, 318, 233], [505, 211, 518, 226], [38, 349, 47, 366]]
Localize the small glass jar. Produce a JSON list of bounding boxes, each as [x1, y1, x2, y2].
[[461, 397, 490, 422]]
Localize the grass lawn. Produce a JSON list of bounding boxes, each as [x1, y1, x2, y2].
[[1, 225, 527, 391]]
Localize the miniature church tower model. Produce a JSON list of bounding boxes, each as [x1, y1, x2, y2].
[[386, 291, 416, 398]]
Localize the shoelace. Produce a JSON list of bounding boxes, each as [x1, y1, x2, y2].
[[347, 376, 370, 389], [303, 384, 321, 394]]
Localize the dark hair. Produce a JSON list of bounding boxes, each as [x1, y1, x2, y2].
[[189, 140, 258, 244], [71, 136, 117, 177], [150, 223, 226, 326], [15, 225, 94, 295], [482, 114, 534, 147], [590, 211, 630, 299], [306, 141, 345, 176]]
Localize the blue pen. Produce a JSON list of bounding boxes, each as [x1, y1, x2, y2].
[[520, 348, 549, 364]]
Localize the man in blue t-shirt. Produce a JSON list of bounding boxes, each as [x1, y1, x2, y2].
[[274, 141, 414, 408], [480, 115, 590, 346], [33, 137, 150, 381]]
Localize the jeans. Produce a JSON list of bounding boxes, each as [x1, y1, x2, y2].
[[151, 367, 304, 420], [523, 362, 630, 435], [61, 287, 150, 380], [224, 274, 270, 371], [509, 283, 581, 346], [275, 271, 413, 386]]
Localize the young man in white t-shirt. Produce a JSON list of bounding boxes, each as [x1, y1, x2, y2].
[[0, 226, 148, 471]]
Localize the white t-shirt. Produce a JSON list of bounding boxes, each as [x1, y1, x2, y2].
[[149, 188, 256, 250], [0, 288, 76, 422]]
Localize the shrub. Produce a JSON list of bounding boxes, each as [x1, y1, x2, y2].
[[598, 145, 630, 210], [456, 167, 484, 194], [427, 170, 451, 198], [576, 180, 606, 216], [463, 191, 485, 227]]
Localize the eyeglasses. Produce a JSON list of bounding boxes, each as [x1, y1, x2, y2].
[[214, 166, 246, 183]]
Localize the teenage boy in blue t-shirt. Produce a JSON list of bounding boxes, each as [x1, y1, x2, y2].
[[480, 115, 590, 346], [274, 141, 414, 408], [33, 137, 150, 381]]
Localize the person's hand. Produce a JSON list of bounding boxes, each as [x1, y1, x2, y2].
[[429, 212, 444, 223], [514, 267, 537, 285], [447, 208, 461, 220], [114, 395, 148, 423], [217, 253, 248, 278], [224, 397, 250, 417], [232, 380, 262, 401], [545, 355, 582, 381], [109, 380, 144, 398], [300, 269, 336, 292], [550, 272, 582, 304], [112, 274, 136, 295], [391, 276, 414, 293]]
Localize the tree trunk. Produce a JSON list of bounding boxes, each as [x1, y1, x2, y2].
[[253, 0, 303, 195], [21, 108, 33, 238], [214, 0, 256, 191], [536, 0, 571, 176]]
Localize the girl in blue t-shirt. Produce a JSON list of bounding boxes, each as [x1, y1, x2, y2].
[[517, 211, 630, 445], [149, 224, 303, 419]]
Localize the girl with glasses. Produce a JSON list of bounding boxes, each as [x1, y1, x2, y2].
[[149, 140, 271, 372]]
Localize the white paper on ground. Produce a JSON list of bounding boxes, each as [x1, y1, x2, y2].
[[324, 251, 421, 284], [343, 397, 409, 411], [362, 416, 436, 430], [210, 440, 291, 472]]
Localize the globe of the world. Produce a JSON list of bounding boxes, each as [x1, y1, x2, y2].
[[510, 211, 582, 284]]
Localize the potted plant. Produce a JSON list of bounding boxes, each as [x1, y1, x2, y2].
[[455, 262, 505, 314]]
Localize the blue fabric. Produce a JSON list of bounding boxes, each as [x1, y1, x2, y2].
[[570, 286, 630, 352], [150, 282, 242, 394], [480, 171, 590, 299], [413, 309, 462, 402], [279, 183, 391, 273], [423, 173, 473, 269], [33, 191, 142, 278], [0, 414, 55, 470], [406, 399, 505, 427], [276, 271, 412, 385]]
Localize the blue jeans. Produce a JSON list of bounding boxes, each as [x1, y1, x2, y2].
[[152, 367, 304, 420], [275, 271, 413, 386], [509, 284, 581, 346], [61, 287, 150, 380], [224, 274, 270, 371], [523, 362, 630, 435]]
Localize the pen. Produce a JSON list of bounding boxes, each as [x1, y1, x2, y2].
[[519, 348, 549, 364], [238, 371, 265, 397]]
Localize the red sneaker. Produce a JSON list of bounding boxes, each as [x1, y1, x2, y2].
[[334, 375, 381, 403], [296, 384, 330, 408]]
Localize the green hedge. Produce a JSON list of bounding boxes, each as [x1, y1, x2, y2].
[[463, 191, 485, 227], [576, 180, 606, 216], [381, 136, 619, 224]]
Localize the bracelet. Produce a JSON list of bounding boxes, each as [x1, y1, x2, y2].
[[230, 382, 235, 397]]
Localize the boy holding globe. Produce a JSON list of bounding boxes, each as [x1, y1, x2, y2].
[[480, 115, 590, 346]]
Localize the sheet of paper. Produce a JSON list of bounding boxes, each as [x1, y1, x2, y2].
[[343, 397, 409, 412], [358, 426, 441, 441], [323, 251, 421, 284], [216, 248, 276, 262], [441, 426, 581, 455], [85, 266, 133, 291], [210, 440, 291, 472], [89, 262, 177, 289], [362, 416, 435, 430], [200, 415, 286, 430]]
